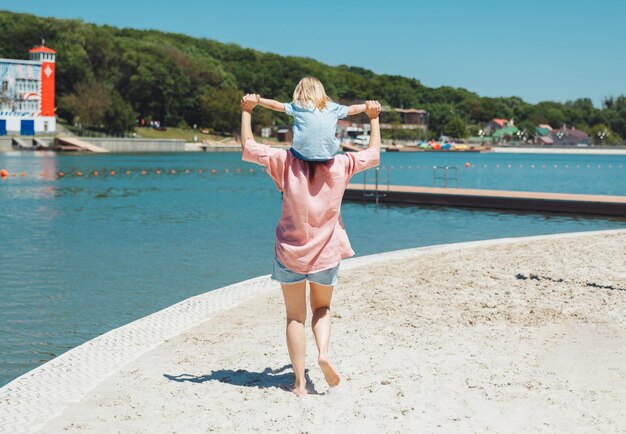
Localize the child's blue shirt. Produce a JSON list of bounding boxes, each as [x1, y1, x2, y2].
[[284, 101, 349, 161]]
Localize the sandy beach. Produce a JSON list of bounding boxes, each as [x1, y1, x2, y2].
[[24, 230, 622, 433]]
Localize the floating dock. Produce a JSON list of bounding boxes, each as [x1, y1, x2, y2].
[[344, 184, 626, 217]]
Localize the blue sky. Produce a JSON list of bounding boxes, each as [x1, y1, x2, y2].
[[2, 0, 625, 106]]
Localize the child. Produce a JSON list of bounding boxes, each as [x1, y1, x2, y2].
[[254, 76, 367, 161]]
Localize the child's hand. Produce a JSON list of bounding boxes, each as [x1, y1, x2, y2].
[[364, 100, 382, 119], [241, 94, 260, 113]]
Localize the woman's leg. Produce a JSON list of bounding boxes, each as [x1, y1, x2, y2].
[[309, 282, 340, 387], [281, 280, 307, 396]]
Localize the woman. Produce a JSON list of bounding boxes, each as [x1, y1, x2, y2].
[[240, 94, 381, 396]]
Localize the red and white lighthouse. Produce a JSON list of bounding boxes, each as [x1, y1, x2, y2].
[[29, 45, 55, 117], [0, 42, 57, 135]]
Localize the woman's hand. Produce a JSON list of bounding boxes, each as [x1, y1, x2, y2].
[[241, 94, 260, 113], [364, 100, 382, 119]]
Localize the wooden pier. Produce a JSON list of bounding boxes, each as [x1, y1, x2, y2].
[[344, 184, 626, 217]]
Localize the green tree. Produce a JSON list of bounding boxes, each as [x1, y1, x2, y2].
[[58, 80, 111, 127], [589, 124, 624, 146], [104, 93, 136, 133], [195, 87, 241, 133], [442, 117, 467, 138]]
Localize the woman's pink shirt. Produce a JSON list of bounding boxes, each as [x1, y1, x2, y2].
[[242, 139, 380, 274]]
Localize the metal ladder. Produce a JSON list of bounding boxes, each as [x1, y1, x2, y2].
[[432, 165, 458, 188], [363, 167, 390, 204]]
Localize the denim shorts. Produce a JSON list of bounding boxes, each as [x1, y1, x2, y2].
[[271, 257, 339, 286]]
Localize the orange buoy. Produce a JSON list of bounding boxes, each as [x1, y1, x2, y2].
[[198, 169, 203, 173], [58, 172, 65, 177], [0, 169, 8, 178], [155, 170, 161, 175], [224, 168, 229, 173], [20, 172, 26, 177], [93, 171, 99, 176], [125, 170, 131, 175], [211, 169, 217, 174], [141, 170, 147, 175], [464, 162, 470, 167], [76, 171, 83, 176], [109, 170, 115, 176]]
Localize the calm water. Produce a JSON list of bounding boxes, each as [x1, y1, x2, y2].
[[1, 150, 625, 387]]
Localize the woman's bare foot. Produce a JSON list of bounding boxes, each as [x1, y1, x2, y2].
[[318, 357, 340, 387], [280, 383, 307, 396], [291, 384, 307, 397]]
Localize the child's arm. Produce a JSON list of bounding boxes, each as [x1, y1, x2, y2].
[[258, 97, 286, 113], [347, 103, 367, 116]]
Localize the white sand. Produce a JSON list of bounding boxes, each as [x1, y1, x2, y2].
[[40, 231, 626, 433]]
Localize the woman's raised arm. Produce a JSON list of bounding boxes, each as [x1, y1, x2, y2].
[[364, 100, 382, 150], [240, 94, 258, 149]]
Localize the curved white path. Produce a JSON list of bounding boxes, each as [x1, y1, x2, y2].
[[0, 229, 624, 433]]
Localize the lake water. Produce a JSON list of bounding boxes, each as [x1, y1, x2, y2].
[[1, 150, 625, 386]]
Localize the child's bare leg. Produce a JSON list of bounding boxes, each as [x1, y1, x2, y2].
[[281, 281, 307, 396], [309, 282, 340, 387]]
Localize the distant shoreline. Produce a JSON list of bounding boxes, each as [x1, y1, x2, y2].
[[491, 146, 626, 155], [2, 138, 626, 155]]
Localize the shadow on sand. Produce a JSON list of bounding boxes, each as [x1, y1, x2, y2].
[[163, 364, 322, 395]]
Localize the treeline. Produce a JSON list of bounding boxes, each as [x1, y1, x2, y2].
[[0, 10, 624, 143]]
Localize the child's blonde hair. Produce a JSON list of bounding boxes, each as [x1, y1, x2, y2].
[[292, 76, 331, 111]]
